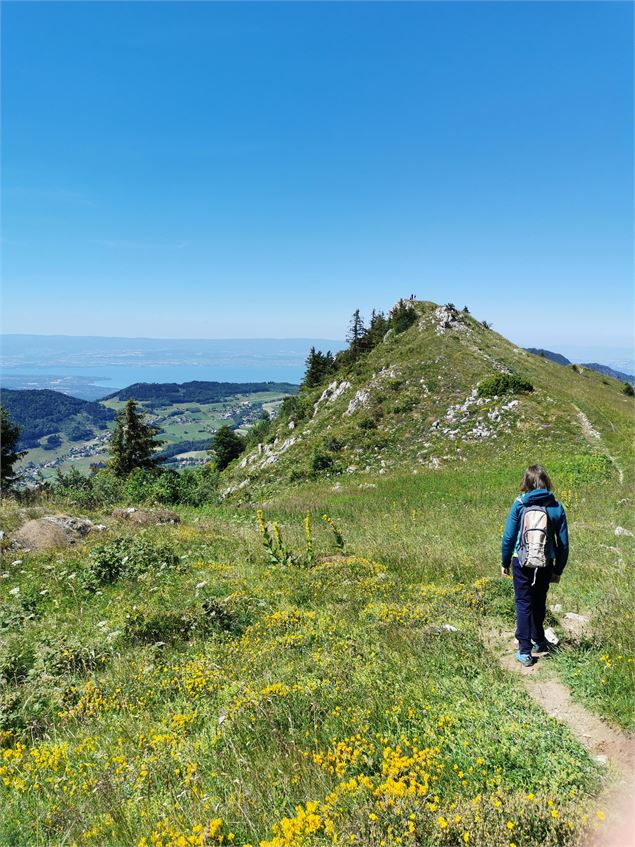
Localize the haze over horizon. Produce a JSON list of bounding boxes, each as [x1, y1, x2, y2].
[[2, 2, 633, 350]]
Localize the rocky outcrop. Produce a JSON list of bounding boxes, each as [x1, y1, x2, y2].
[[111, 507, 180, 526], [11, 515, 103, 551]]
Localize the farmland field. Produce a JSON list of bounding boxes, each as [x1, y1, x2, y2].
[[17, 390, 293, 483]]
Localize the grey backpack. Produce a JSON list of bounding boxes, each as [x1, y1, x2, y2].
[[517, 502, 551, 568]]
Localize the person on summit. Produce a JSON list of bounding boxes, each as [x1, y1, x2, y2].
[[501, 465, 569, 667]]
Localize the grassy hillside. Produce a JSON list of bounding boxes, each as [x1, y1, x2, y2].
[[1, 389, 114, 449], [1, 303, 632, 846], [222, 302, 633, 500]]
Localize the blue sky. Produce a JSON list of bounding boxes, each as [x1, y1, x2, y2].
[[2, 1, 633, 351]]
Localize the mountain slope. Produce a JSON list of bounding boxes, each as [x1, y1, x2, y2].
[[223, 301, 634, 499], [579, 362, 635, 385], [525, 347, 571, 366], [525, 348, 635, 384], [0, 388, 115, 449]]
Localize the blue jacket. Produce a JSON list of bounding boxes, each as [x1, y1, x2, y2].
[[501, 488, 569, 574]]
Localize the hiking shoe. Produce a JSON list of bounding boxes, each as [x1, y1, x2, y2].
[[531, 640, 549, 653], [515, 651, 533, 667]]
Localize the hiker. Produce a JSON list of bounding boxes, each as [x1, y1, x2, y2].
[[501, 465, 569, 667]]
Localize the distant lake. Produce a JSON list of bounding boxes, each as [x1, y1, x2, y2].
[[0, 335, 347, 399], [1, 363, 306, 397]]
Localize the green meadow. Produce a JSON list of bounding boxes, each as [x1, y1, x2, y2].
[[1, 303, 633, 846]]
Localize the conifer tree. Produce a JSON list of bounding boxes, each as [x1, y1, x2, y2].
[[0, 405, 25, 493], [108, 399, 164, 478], [209, 425, 245, 471], [303, 347, 334, 388], [347, 309, 367, 354], [389, 299, 417, 334], [366, 309, 389, 348]]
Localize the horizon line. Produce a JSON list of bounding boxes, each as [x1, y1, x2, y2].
[[1, 332, 347, 343]]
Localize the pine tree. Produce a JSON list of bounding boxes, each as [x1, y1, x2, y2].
[[209, 425, 245, 471], [347, 309, 367, 354], [108, 399, 164, 478], [389, 299, 417, 334], [1, 405, 25, 493], [303, 347, 335, 388], [366, 309, 389, 348]]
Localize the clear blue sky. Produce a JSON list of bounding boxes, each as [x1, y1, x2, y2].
[[2, 1, 633, 350]]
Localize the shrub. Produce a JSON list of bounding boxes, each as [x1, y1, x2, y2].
[[82, 535, 180, 586], [91, 469, 125, 504], [177, 465, 219, 505], [311, 451, 334, 473], [201, 594, 254, 636], [123, 467, 181, 505], [124, 608, 194, 644], [477, 374, 534, 397], [392, 399, 415, 414], [244, 412, 272, 449], [324, 437, 344, 452], [280, 395, 308, 423], [623, 382, 634, 397]]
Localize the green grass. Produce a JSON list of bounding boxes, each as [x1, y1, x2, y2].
[[1, 450, 631, 845], [2, 302, 632, 845]]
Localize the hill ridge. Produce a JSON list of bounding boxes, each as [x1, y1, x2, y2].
[[222, 300, 633, 499]]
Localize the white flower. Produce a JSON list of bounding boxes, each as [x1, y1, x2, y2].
[[9, 586, 20, 596]]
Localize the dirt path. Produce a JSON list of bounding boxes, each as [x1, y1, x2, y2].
[[573, 404, 625, 485], [484, 625, 634, 847]]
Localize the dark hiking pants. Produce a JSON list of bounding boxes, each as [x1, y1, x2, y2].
[[512, 556, 552, 655]]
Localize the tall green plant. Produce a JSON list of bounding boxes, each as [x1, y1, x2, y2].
[[108, 399, 164, 478]]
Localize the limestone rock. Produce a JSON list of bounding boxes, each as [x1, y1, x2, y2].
[[112, 507, 180, 526], [12, 515, 98, 551]]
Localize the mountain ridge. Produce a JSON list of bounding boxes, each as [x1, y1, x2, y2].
[[221, 301, 633, 500], [524, 348, 635, 384]]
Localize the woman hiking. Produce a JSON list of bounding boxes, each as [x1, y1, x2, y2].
[[501, 465, 569, 667]]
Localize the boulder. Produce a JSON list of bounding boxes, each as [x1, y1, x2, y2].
[[11, 515, 98, 551], [111, 507, 180, 526]]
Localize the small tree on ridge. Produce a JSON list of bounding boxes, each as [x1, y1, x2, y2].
[[108, 399, 164, 478]]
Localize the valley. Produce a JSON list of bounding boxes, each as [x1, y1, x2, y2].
[[5, 384, 297, 485]]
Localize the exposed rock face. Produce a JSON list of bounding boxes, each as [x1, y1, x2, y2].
[[313, 380, 351, 417], [431, 305, 470, 336], [11, 515, 101, 551], [344, 389, 371, 416], [111, 507, 180, 526]]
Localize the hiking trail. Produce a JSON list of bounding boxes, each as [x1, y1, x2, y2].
[[573, 404, 624, 485], [484, 624, 634, 847]]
